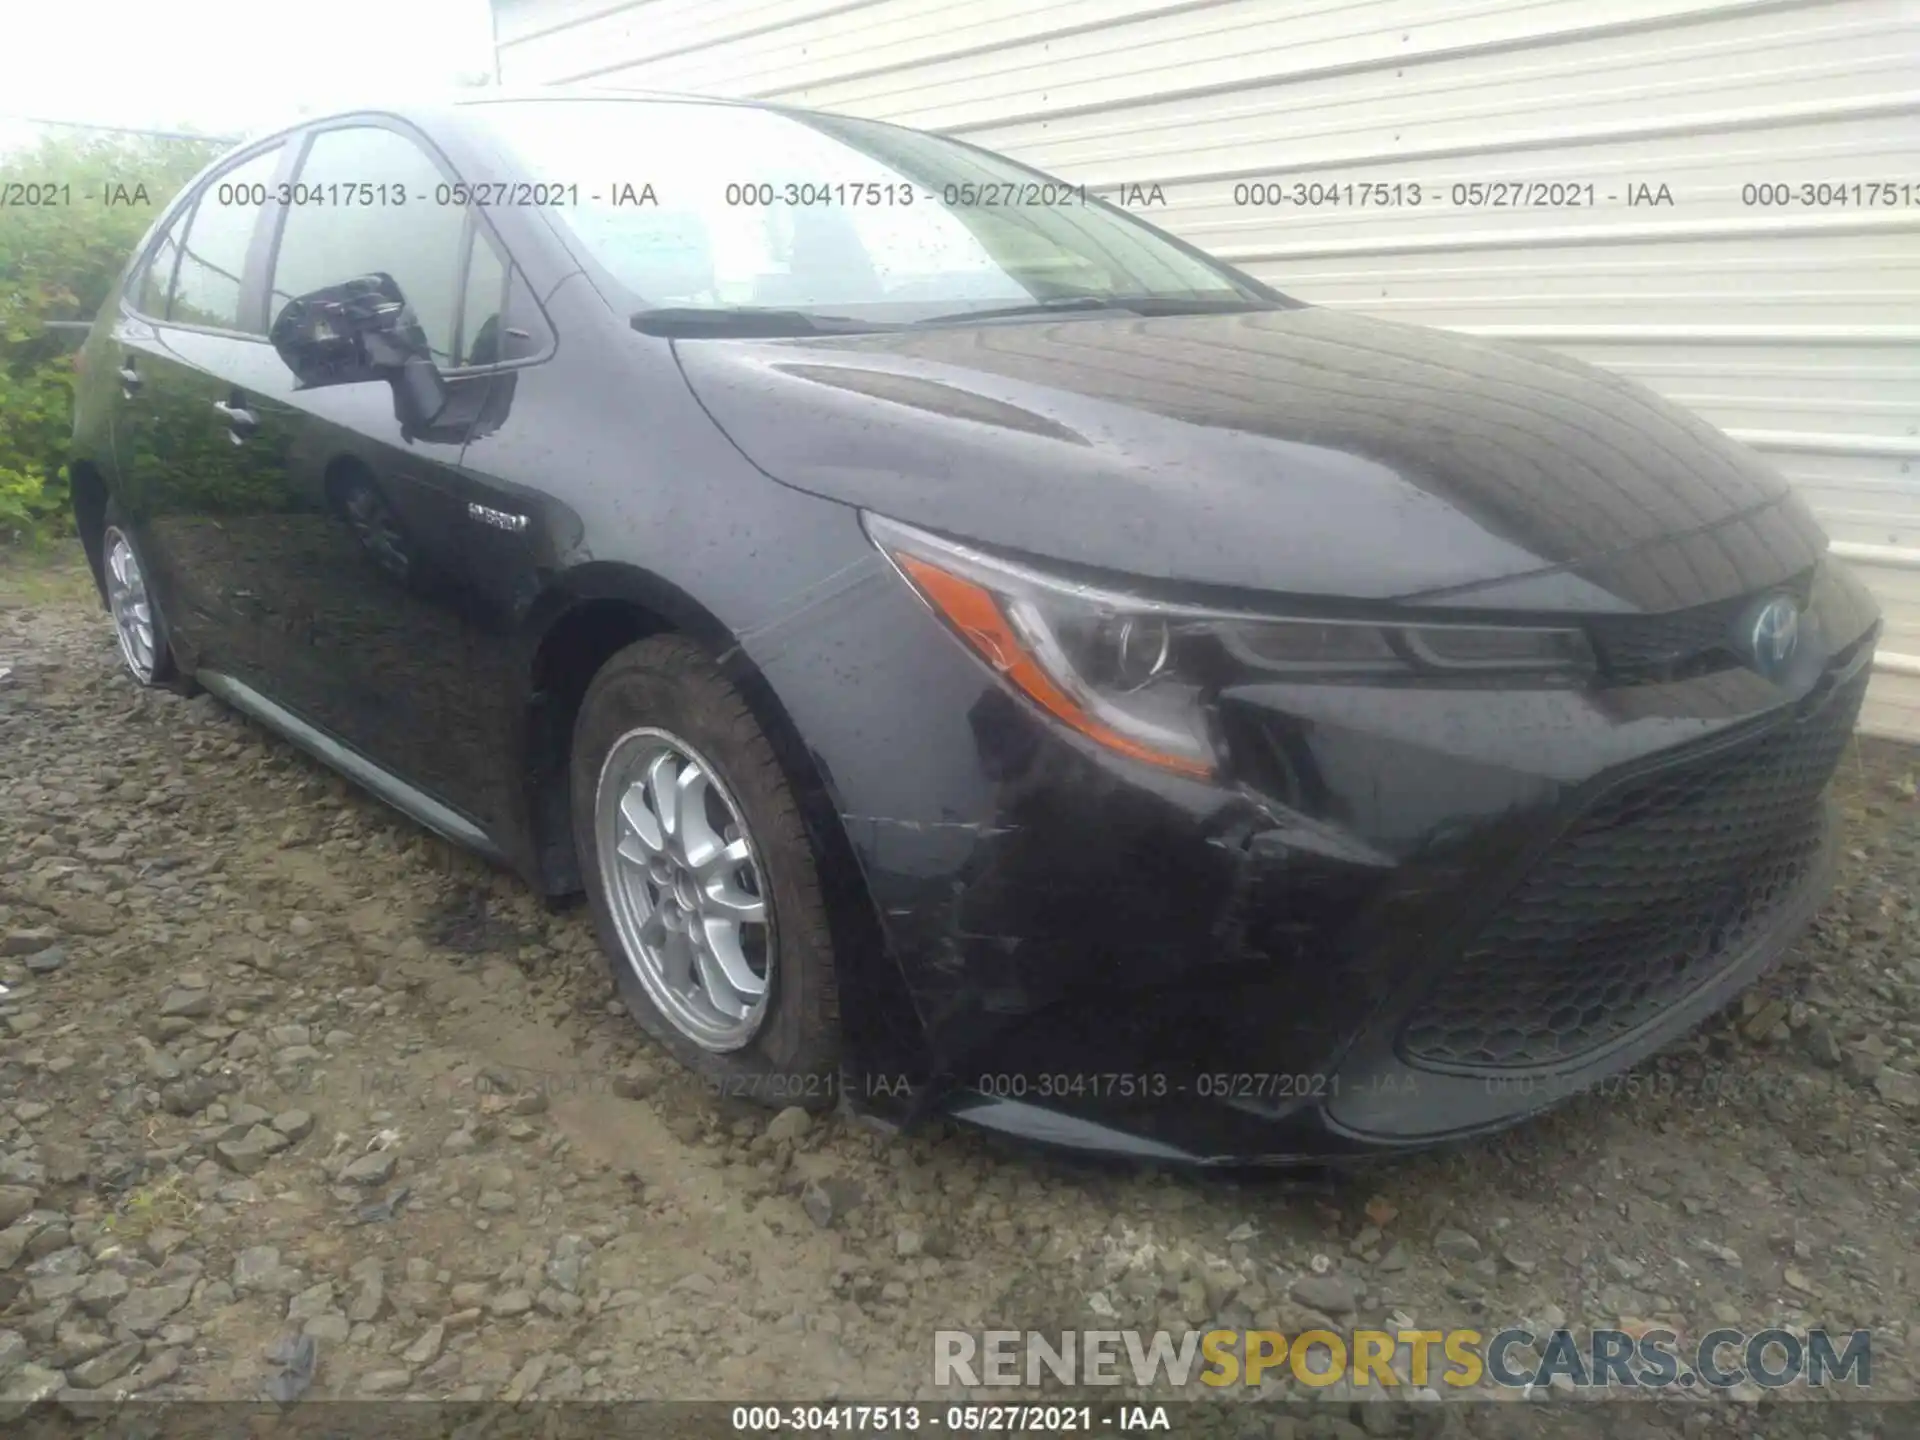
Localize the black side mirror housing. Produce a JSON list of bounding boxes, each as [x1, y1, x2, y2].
[[270, 273, 448, 433]]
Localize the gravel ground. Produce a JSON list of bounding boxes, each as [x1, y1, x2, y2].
[[2, 544, 1917, 1436]]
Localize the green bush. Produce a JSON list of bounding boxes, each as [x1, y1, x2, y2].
[[1, 132, 222, 541]]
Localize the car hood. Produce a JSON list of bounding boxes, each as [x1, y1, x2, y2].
[[672, 306, 1826, 612]]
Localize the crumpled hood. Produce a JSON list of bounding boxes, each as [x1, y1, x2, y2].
[[673, 306, 1825, 612]]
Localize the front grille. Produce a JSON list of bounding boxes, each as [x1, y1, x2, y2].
[[1399, 667, 1864, 1071], [1586, 573, 1813, 677]]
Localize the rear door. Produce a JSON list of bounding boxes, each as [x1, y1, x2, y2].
[[108, 141, 295, 677]]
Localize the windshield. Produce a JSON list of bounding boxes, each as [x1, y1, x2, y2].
[[471, 99, 1267, 327]]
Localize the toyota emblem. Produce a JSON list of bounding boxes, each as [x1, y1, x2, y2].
[[1747, 595, 1801, 676]]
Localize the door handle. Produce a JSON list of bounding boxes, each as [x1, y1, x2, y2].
[[212, 399, 258, 439], [118, 363, 141, 396]]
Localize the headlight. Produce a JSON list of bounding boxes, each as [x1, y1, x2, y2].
[[864, 514, 1595, 779]]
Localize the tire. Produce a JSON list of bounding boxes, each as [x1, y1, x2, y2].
[[99, 504, 181, 688], [571, 634, 842, 1106]]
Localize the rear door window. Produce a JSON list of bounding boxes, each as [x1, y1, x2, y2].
[[131, 216, 184, 319], [168, 145, 284, 332]]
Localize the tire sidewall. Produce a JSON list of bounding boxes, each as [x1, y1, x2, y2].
[[101, 506, 178, 687], [570, 638, 840, 1105]]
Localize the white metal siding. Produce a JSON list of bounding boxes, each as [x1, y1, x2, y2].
[[496, 0, 1920, 740]]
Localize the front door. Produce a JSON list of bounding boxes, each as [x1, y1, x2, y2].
[[243, 120, 523, 817]]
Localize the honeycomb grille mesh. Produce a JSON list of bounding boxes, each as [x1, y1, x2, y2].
[[1399, 671, 1864, 1071]]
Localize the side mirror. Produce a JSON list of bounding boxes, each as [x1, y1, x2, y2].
[[270, 273, 447, 431]]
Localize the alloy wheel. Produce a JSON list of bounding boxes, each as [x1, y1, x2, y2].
[[595, 727, 773, 1051], [103, 527, 157, 682]]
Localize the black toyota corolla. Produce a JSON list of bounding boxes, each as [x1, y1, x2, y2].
[[70, 90, 1881, 1163]]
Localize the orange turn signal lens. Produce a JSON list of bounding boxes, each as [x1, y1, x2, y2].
[[894, 553, 1213, 779]]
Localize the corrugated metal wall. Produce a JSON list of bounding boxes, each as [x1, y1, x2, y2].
[[494, 0, 1920, 740]]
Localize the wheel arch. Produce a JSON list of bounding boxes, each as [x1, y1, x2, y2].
[[514, 562, 913, 1075], [69, 460, 111, 605]]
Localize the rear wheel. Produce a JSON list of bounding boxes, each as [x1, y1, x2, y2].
[[100, 510, 179, 687], [571, 635, 841, 1104]]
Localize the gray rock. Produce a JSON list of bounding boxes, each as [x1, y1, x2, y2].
[[303, 1312, 351, 1343], [71, 1339, 142, 1389], [346, 1269, 386, 1324], [402, 1322, 444, 1367], [126, 1347, 182, 1392], [27, 1250, 90, 1304], [271, 1109, 314, 1142], [339, 1151, 397, 1187], [361, 1369, 412, 1395], [23, 946, 64, 975], [476, 1190, 515, 1214], [107, 1279, 194, 1335], [159, 988, 214, 1019], [545, 1252, 584, 1294], [18, 1213, 69, 1261], [74, 1270, 131, 1316], [225, 1102, 272, 1131], [1433, 1227, 1483, 1263], [38, 1145, 84, 1187], [1842, 1049, 1885, 1087], [502, 1353, 550, 1403], [1, 928, 60, 957], [1605, 1253, 1645, 1282], [1801, 1019, 1843, 1069], [262, 1332, 318, 1403], [1290, 1272, 1360, 1316], [801, 1176, 863, 1229], [143, 1227, 188, 1263], [0, 1156, 46, 1189], [232, 1246, 282, 1290], [0, 1362, 64, 1404], [1875, 1069, 1920, 1109], [24, 1243, 87, 1281], [287, 1280, 336, 1322], [0, 1225, 38, 1271], [49, 1318, 112, 1368], [392, 1278, 442, 1312], [0, 1328, 25, 1382], [765, 1107, 811, 1144], [487, 1288, 534, 1317], [216, 1125, 289, 1175]]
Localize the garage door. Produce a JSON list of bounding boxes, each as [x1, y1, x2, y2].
[[493, 0, 1920, 740]]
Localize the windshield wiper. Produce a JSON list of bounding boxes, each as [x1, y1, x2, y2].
[[631, 307, 902, 338], [912, 294, 1281, 327]]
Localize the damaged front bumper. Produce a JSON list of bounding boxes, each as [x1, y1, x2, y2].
[[752, 546, 1881, 1164]]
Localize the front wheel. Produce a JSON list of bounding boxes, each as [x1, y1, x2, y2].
[[100, 511, 179, 687], [570, 635, 841, 1104]]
